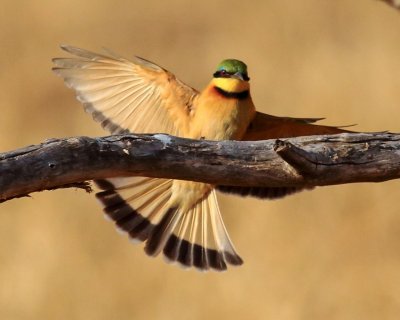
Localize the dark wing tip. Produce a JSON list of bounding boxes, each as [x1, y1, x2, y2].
[[217, 185, 307, 200], [127, 219, 153, 242], [144, 208, 177, 257], [207, 249, 228, 271], [95, 183, 154, 242], [95, 180, 239, 272], [193, 244, 209, 271], [163, 235, 181, 261], [163, 235, 229, 271], [301, 117, 325, 124], [177, 239, 193, 268], [224, 252, 244, 266]]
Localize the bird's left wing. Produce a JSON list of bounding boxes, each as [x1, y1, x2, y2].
[[242, 111, 351, 141], [217, 111, 353, 200], [53, 45, 198, 135]]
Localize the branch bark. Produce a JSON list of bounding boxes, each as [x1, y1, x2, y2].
[[1, 133, 400, 202]]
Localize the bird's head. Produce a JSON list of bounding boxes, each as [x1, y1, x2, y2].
[[213, 59, 250, 82], [212, 59, 250, 94]]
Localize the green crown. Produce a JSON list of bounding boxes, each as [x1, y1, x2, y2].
[[216, 59, 248, 75]]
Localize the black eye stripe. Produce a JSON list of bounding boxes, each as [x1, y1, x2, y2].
[[213, 70, 232, 78], [213, 70, 250, 81]]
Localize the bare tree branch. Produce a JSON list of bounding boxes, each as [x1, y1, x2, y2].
[[1, 132, 400, 203], [378, 0, 400, 10]]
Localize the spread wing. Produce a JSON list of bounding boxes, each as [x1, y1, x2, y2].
[[218, 111, 353, 199], [53, 45, 198, 136], [242, 111, 352, 141]]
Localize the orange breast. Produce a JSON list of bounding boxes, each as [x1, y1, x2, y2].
[[188, 84, 256, 140]]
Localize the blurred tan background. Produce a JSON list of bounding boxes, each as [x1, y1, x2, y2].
[[1, 0, 400, 319]]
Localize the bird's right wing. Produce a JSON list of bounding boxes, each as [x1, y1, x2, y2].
[[53, 45, 198, 136], [242, 111, 352, 141], [218, 111, 353, 200]]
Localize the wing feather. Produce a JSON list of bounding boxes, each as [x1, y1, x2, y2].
[[243, 111, 353, 140], [53, 45, 198, 135]]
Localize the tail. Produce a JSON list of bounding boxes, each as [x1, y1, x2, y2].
[[95, 177, 242, 271]]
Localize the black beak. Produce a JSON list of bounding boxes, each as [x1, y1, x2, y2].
[[233, 72, 250, 81]]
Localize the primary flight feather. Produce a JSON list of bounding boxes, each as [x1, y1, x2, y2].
[[53, 45, 348, 271]]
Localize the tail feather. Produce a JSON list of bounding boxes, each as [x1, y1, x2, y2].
[[95, 178, 242, 271], [145, 208, 180, 256], [209, 192, 243, 266], [162, 190, 242, 271], [178, 208, 198, 268], [163, 209, 192, 262]]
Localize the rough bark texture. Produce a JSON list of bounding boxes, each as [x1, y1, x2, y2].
[[1, 132, 400, 202]]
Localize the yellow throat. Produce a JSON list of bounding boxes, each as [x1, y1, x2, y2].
[[212, 77, 250, 93]]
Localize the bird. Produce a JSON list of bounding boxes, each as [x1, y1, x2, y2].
[[52, 45, 349, 271]]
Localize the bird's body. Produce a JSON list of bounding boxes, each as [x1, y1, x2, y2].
[[53, 46, 348, 271], [191, 79, 255, 140]]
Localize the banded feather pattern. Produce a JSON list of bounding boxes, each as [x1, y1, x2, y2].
[[96, 178, 242, 271]]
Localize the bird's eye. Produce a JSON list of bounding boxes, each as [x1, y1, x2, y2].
[[213, 70, 229, 78]]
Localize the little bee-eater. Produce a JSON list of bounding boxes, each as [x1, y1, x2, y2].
[[53, 45, 348, 271]]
